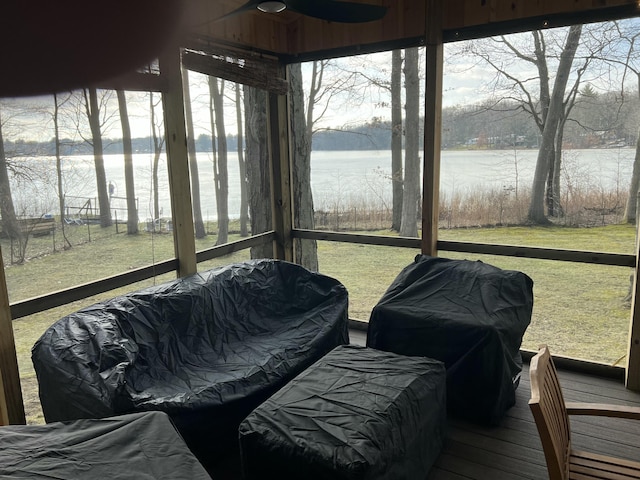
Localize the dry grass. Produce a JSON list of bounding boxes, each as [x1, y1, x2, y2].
[[439, 184, 628, 228]]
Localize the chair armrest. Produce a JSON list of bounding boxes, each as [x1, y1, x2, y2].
[[566, 402, 640, 420]]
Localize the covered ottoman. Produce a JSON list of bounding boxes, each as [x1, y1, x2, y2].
[[239, 345, 446, 480], [367, 254, 533, 425]]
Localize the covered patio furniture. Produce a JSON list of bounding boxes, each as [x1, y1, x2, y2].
[[0, 411, 212, 479], [367, 254, 533, 425], [239, 345, 447, 480], [32, 258, 349, 470]]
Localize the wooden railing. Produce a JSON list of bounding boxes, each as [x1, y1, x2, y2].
[[292, 229, 635, 268]]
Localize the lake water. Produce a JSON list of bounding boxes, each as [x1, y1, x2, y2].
[[14, 148, 636, 220]]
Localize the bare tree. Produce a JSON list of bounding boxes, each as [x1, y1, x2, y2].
[[149, 92, 164, 225], [244, 85, 272, 259], [450, 24, 620, 224], [288, 58, 366, 268], [336, 51, 412, 231], [182, 69, 206, 238], [528, 25, 582, 223], [400, 47, 420, 237], [624, 84, 640, 224], [391, 49, 404, 231], [116, 90, 138, 234], [235, 84, 249, 237], [0, 106, 21, 242], [53, 93, 72, 249], [83, 88, 112, 227], [289, 62, 318, 270], [208, 77, 229, 245], [609, 22, 640, 225]]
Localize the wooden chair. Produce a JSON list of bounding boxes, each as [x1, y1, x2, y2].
[[529, 344, 640, 479]]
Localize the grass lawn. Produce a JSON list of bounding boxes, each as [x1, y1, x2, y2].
[[318, 224, 636, 366], [5, 222, 637, 423]]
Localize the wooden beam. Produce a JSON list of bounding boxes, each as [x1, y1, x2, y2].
[[181, 46, 288, 95], [92, 71, 167, 92], [421, 0, 443, 256], [293, 229, 636, 267], [438, 241, 635, 267], [520, 349, 625, 381], [193, 0, 638, 65], [0, 248, 25, 424], [626, 228, 640, 390], [10, 259, 177, 320], [159, 47, 197, 277], [443, 0, 638, 33], [293, 229, 421, 249], [195, 232, 275, 263], [267, 71, 293, 262]]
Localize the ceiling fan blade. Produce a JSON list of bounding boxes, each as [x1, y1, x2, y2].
[[286, 0, 388, 23], [213, 0, 262, 22]]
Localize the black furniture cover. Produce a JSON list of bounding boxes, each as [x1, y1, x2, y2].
[[32, 259, 349, 469], [367, 254, 533, 425], [239, 345, 446, 480], [0, 411, 212, 479]]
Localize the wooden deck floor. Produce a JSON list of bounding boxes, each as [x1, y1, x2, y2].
[[353, 328, 640, 480], [213, 329, 640, 479], [428, 363, 640, 479]]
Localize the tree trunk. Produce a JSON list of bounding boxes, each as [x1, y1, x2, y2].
[[400, 48, 420, 238], [623, 75, 640, 224], [545, 142, 557, 216], [208, 84, 219, 236], [53, 94, 71, 249], [533, 31, 551, 129], [551, 120, 566, 218], [85, 88, 112, 227], [182, 69, 206, 238], [244, 85, 273, 259], [236, 84, 249, 237], [624, 130, 640, 224], [117, 90, 138, 234], [528, 25, 582, 224], [0, 110, 20, 242], [536, 28, 557, 218], [289, 63, 318, 271], [209, 77, 229, 245], [391, 49, 403, 232], [150, 92, 162, 224]]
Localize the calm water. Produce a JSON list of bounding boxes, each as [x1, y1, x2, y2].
[[13, 148, 636, 220]]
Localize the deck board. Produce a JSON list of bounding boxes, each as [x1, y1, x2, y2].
[[209, 329, 640, 479]]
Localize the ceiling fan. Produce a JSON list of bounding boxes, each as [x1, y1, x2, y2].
[[216, 0, 388, 23]]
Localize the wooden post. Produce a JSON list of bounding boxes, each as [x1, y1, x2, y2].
[[0, 369, 10, 426], [267, 71, 293, 262], [160, 46, 197, 277], [0, 248, 25, 424], [627, 204, 640, 390], [421, 0, 444, 257]]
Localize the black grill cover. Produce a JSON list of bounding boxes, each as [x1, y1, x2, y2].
[[367, 255, 533, 425], [239, 345, 446, 480], [0, 411, 212, 479], [32, 259, 349, 467]]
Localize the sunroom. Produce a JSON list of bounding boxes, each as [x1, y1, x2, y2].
[[1, 0, 640, 478]]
